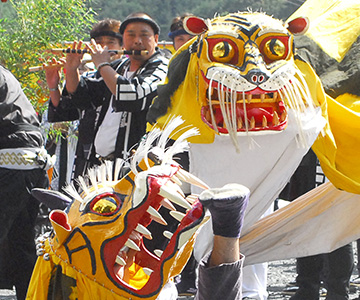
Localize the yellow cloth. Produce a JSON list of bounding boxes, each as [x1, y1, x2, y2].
[[127, 263, 150, 290], [288, 0, 360, 62], [27, 253, 129, 300], [289, 0, 360, 192], [147, 52, 216, 144], [312, 93, 360, 194]]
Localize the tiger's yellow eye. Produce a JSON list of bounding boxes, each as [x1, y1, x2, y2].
[[92, 198, 118, 214], [263, 39, 286, 60], [212, 41, 234, 62]]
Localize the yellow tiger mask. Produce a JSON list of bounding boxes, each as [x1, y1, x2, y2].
[[147, 12, 325, 153], [26, 119, 209, 300]]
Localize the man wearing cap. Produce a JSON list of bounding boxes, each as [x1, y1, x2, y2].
[[56, 12, 168, 166], [45, 18, 124, 183]]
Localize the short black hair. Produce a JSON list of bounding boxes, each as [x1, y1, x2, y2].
[[120, 12, 160, 35], [170, 13, 194, 32], [168, 13, 194, 40], [90, 18, 122, 45]]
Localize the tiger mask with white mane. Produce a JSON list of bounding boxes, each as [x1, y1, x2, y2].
[[147, 11, 327, 232], [26, 118, 212, 300], [145, 9, 360, 280], [147, 11, 325, 153]]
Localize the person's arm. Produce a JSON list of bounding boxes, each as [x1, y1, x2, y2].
[[96, 63, 119, 95], [0, 65, 44, 148], [86, 39, 118, 95], [44, 57, 83, 122], [84, 39, 168, 112], [112, 55, 168, 112], [44, 58, 65, 107], [200, 184, 248, 267], [64, 67, 80, 94], [53, 47, 110, 118], [195, 183, 250, 300], [64, 41, 85, 94], [209, 235, 240, 267]]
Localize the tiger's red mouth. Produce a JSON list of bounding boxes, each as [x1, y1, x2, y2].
[[101, 165, 207, 297], [201, 87, 288, 133], [31, 117, 211, 300]]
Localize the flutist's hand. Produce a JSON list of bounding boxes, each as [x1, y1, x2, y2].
[[86, 39, 112, 69], [65, 41, 84, 71], [44, 58, 63, 88], [64, 41, 84, 94], [44, 57, 65, 107], [86, 38, 118, 96]]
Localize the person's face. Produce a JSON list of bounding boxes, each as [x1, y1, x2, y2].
[[122, 22, 158, 64], [173, 34, 194, 51], [95, 35, 122, 60], [95, 36, 122, 50]]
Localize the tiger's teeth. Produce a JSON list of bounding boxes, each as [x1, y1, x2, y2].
[[273, 111, 280, 126], [154, 249, 163, 258], [161, 198, 176, 211], [170, 175, 182, 186], [170, 210, 186, 222], [207, 87, 215, 98], [205, 108, 211, 122], [143, 268, 154, 276], [177, 169, 209, 190], [237, 117, 243, 129], [186, 194, 198, 204], [250, 116, 255, 129], [166, 181, 185, 197], [163, 231, 173, 239], [125, 239, 140, 251], [280, 111, 287, 122], [175, 169, 187, 182], [159, 185, 192, 210], [116, 255, 126, 266], [246, 93, 252, 103], [177, 225, 201, 251], [147, 206, 167, 225], [120, 246, 129, 253], [260, 94, 265, 102], [273, 91, 278, 101], [262, 115, 268, 127], [135, 224, 152, 240]]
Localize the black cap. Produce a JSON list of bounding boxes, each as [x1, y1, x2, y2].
[[120, 14, 160, 35]]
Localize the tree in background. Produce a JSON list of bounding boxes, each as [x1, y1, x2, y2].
[[91, 0, 305, 41], [0, 0, 96, 114], [0, 0, 305, 113]]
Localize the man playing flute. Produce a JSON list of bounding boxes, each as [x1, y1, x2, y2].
[[46, 12, 168, 168]]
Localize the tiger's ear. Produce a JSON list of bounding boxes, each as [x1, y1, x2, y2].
[[286, 17, 309, 36], [183, 16, 209, 35], [32, 188, 72, 210]]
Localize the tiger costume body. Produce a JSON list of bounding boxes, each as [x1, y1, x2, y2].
[[26, 119, 210, 300], [148, 11, 326, 241], [25, 8, 360, 300]]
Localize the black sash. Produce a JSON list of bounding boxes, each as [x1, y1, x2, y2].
[[0, 123, 40, 137]]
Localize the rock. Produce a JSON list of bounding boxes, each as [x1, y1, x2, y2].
[[295, 35, 360, 98]]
